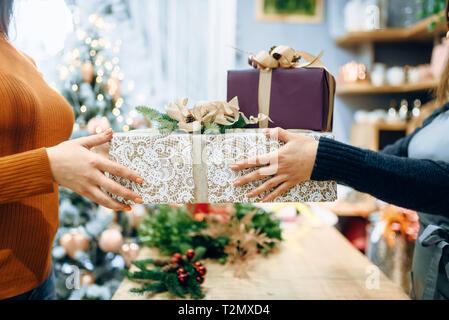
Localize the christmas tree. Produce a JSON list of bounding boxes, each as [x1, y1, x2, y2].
[[52, 3, 144, 300]]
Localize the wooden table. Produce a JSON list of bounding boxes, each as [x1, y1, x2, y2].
[[113, 220, 409, 300]]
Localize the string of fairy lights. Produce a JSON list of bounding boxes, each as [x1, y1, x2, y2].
[[57, 13, 140, 133]]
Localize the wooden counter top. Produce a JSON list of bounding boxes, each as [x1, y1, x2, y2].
[[113, 220, 409, 300]]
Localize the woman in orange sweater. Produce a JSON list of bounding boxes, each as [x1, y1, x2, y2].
[[0, 1, 143, 300]]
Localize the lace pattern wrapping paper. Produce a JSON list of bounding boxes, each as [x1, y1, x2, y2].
[[108, 130, 337, 204], [109, 133, 195, 204]]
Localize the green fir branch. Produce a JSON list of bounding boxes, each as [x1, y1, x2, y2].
[[132, 259, 154, 270], [136, 106, 164, 121], [185, 274, 205, 299], [165, 273, 186, 298], [136, 106, 178, 132], [138, 204, 282, 262]]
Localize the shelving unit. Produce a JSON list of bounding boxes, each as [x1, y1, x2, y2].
[[336, 12, 446, 47], [351, 121, 408, 151], [332, 11, 445, 225], [336, 78, 439, 96]]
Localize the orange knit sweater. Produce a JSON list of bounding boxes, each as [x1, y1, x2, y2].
[[0, 38, 74, 299]]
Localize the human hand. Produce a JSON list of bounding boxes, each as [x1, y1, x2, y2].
[[91, 140, 110, 159], [230, 128, 319, 202], [46, 129, 143, 211]]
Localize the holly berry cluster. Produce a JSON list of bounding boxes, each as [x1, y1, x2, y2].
[[124, 249, 206, 299], [171, 249, 207, 285]]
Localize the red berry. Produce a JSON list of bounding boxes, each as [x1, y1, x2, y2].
[[196, 276, 204, 284], [193, 262, 202, 268], [197, 267, 206, 276], [176, 268, 186, 275], [178, 273, 189, 283], [173, 253, 182, 259], [186, 249, 195, 260]]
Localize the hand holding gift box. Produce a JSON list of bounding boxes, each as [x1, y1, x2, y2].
[[107, 97, 337, 204], [108, 129, 336, 204], [231, 127, 324, 203]]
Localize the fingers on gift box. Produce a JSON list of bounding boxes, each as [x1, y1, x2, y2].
[[107, 130, 337, 204]]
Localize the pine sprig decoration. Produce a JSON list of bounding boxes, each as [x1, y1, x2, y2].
[[136, 106, 178, 132], [135, 106, 165, 121], [138, 205, 212, 257], [123, 250, 206, 299], [136, 105, 252, 134], [138, 204, 282, 264]]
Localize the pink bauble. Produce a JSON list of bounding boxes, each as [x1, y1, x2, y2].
[[81, 63, 94, 83], [98, 229, 123, 253], [59, 231, 90, 259], [87, 117, 111, 135], [107, 77, 121, 102]]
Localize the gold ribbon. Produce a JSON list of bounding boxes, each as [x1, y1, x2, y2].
[[258, 70, 272, 129], [192, 133, 207, 202], [166, 96, 271, 133]]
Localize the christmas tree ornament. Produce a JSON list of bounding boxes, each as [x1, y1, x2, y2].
[[59, 231, 90, 260], [86, 116, 111, 135], [98, 228, 124, 252], [107, 77, 121, 102], [120, 242, 140, 267], [52, 246, 66, 260], [80, 271, 95, 286], [81, 62, 94, 83]]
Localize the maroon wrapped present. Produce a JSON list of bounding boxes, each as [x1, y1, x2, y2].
[[227, 67, 335, 132]]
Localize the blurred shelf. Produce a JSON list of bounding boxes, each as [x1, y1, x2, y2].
[[335, 12, 446, 47], [336, 79, 439, 96], [351, 121, 409, 151]]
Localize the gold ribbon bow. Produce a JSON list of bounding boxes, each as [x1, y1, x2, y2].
[[253, 45, 325, 71], [166, 96, 271, 133], [231, 45, 326, 71]]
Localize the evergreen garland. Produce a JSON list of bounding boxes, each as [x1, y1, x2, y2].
[[122, 250, 206, 299], [138, 205, 228, 262], [137, 204, 282, 263]]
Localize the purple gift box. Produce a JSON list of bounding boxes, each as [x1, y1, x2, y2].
[[227, 68, 335, 132]]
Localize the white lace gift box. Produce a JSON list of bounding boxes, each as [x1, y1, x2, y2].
[[108, 130, 337, 204]]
